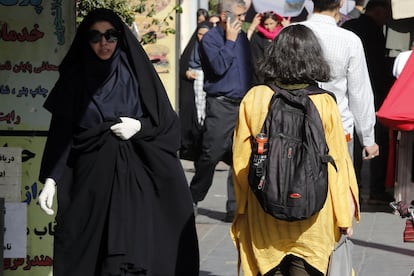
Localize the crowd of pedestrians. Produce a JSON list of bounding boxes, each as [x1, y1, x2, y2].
[[178, 0, 402, 275], [38, 0, 412, 275]]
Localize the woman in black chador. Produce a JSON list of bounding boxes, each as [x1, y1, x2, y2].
[[38, 8, 199, 276]]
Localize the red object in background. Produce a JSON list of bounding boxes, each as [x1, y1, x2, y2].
[[377, 51, 414, 189], [385, 129, 396, 188], [377, 51, 414, 130], [403, 219, 414, 242]]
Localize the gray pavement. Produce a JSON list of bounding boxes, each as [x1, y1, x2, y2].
[[181, 160, 414, 276]]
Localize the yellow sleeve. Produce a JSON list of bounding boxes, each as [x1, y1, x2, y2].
[[313, 95, 360, 227], [233, 86, 274, 214]]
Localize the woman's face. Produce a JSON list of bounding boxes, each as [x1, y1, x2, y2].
[[209, 16, 220, 27], [197, 27, 209, 42], [263, 18, 278, 32], [88, 21, 118, 60], [197, 14, 207, 24]]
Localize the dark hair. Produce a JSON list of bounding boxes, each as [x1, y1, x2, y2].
[[260, 11, 283, 25], [312, 0, 342, 12], [209, 14, 221, 24], [365, 0, 390, 12], [197, 21, 213, 31], [197, 8, 209, 21], [355, 0, 366, 6], [258, 24, 330, 84]]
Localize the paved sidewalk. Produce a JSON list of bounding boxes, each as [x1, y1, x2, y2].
[[181, 160, 414, 276]]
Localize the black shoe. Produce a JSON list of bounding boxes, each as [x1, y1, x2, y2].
[[224, 211, 234, 222], [368, 192, 394, 205]]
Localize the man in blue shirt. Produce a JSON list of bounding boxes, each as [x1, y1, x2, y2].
[[190, 0, 253, 222]]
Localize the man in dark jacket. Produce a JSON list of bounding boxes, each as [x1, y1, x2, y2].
[[189, 0, 253, 222]]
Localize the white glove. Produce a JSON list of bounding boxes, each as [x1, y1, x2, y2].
[[110, 117, 141, 140], [39, 178, 56, 216]]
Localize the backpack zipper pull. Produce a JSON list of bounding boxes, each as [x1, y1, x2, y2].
[[258, 176, 265, 190], [287, 147, 293, 159]]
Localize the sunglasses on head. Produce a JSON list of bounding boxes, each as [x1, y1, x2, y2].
[[88, 29, 120, 43]]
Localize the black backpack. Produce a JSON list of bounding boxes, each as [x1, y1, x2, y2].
[[248, 84, 337, 221]]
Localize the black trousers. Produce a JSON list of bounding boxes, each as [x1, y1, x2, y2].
[[262, 255, 323, 276], [369, 123, 389, 194], [190, 96, 240, 203]]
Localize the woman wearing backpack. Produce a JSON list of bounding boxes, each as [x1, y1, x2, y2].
[[231, 24, 360, 276]]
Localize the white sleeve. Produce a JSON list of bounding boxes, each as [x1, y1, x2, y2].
[[347, 37, 376, 147], [393, 50, 412, 78]]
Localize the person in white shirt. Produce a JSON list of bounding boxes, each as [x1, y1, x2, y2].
[[300, 0, 379, 161], [393, 49, 413, 78]]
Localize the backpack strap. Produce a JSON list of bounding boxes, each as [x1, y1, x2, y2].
[[303, 85, 337, 103], [267, 83, 309, 108], [321, 154, 338, 171], [302, 86, 338, 171], [267, 83, 337, 103]]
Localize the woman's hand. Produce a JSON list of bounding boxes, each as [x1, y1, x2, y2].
[[281, 16, 291, 27], [339, 189, 357, 237], [110, 117, 142, 140], [341, 227, 354, 237], [247, 13, 261, 40], [39, 178, 56, 216]]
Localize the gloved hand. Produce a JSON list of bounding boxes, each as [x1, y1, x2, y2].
[[110, 117, 141, 140], [39, 178, 56, 215]]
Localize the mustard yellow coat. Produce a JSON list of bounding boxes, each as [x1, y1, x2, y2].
[[231, 85, 360, 276]]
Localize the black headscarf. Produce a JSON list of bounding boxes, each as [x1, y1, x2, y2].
[[40, 8, 184, 183], [44, 8, 177, 139]]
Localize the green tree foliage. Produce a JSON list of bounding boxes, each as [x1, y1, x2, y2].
[[76, 0, 182, 44], [134, 0, 182, 44], [76, 0, 135, 25], [209, 0, 220, 15]]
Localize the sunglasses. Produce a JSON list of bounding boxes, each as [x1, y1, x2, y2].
[[88, 29, 120, 43]]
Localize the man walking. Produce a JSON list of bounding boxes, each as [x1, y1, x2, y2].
[[342, 0, 394, 203], [190, 0, 253, 222], [300, 0, 379, 161]]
